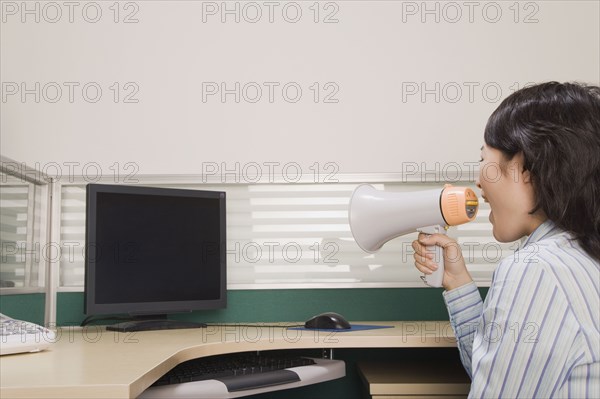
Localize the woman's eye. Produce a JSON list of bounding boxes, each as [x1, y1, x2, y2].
[[479, 158, 484, 162]]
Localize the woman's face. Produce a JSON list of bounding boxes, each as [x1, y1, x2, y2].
[[476, 145, 545, 242]]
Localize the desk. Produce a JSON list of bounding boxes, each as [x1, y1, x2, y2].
[[357, 359, 470, 398], [0, 321, 456, 399]]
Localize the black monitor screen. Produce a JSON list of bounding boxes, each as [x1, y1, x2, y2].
[[84, 184, 226, 316]]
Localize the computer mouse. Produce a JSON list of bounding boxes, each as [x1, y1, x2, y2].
[[304, 312, 351, 330]]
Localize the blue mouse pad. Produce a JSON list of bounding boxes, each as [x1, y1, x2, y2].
[[288, 324, 394, 332]]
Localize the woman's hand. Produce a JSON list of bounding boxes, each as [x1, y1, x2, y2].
[[412, 233, 473, 291]]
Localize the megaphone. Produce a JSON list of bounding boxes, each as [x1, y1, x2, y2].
[[348, 184, 479, 287]]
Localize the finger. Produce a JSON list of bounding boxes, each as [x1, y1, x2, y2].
[[412, 240, 433, 256], [419, 234, 464, 266], [413, 252, 439, 271], [412, 241, 435, 266], [414, 259, 438, 274], [412, 240, 424, 255], [414, 259, 432, 274], [417, 233, 429, 242], [418, 233, 456, 248]]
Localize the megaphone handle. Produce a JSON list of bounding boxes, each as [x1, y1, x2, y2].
[[416, 225, 446, 288]]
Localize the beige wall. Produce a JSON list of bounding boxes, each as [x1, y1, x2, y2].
[[1, 1, 599, 178]]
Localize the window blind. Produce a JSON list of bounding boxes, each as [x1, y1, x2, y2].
[[0, 173, 47, 290], [58, 179, 512, 290]]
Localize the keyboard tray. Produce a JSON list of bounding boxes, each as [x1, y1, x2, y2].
[[139, 356, 345, 399]]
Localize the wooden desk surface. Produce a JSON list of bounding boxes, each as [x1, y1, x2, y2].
[[0, 321, 456, 399]]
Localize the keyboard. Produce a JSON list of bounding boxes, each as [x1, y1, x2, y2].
[[0, 313, 56, 356], [139, 351, 346, 399]]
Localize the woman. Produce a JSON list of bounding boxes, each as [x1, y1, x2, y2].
[[413, 82, 599, 398]]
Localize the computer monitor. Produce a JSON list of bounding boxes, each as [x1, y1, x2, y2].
[[84, 183, 226, 331]]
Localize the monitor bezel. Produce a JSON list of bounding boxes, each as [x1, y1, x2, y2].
[[84, 183, 227, 316]]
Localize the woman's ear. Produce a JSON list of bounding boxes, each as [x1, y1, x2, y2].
[[521, 168, 532, 183], [507, 152, 531, 184]]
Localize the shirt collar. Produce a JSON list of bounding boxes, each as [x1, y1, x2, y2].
[[521, 219, 559, 247]]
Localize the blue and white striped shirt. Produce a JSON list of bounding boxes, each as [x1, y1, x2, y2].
[[444, 220, 599, 398]]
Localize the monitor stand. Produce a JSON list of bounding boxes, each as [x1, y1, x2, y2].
[[106, 315, 207, 332]]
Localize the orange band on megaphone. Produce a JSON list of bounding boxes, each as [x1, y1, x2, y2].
[[440, 185, 479, 226]]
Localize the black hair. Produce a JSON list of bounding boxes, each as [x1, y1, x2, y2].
[[484, 81, 600, 261]]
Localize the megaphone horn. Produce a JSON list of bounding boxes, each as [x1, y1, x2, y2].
[[348, 184, 479, 287]]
